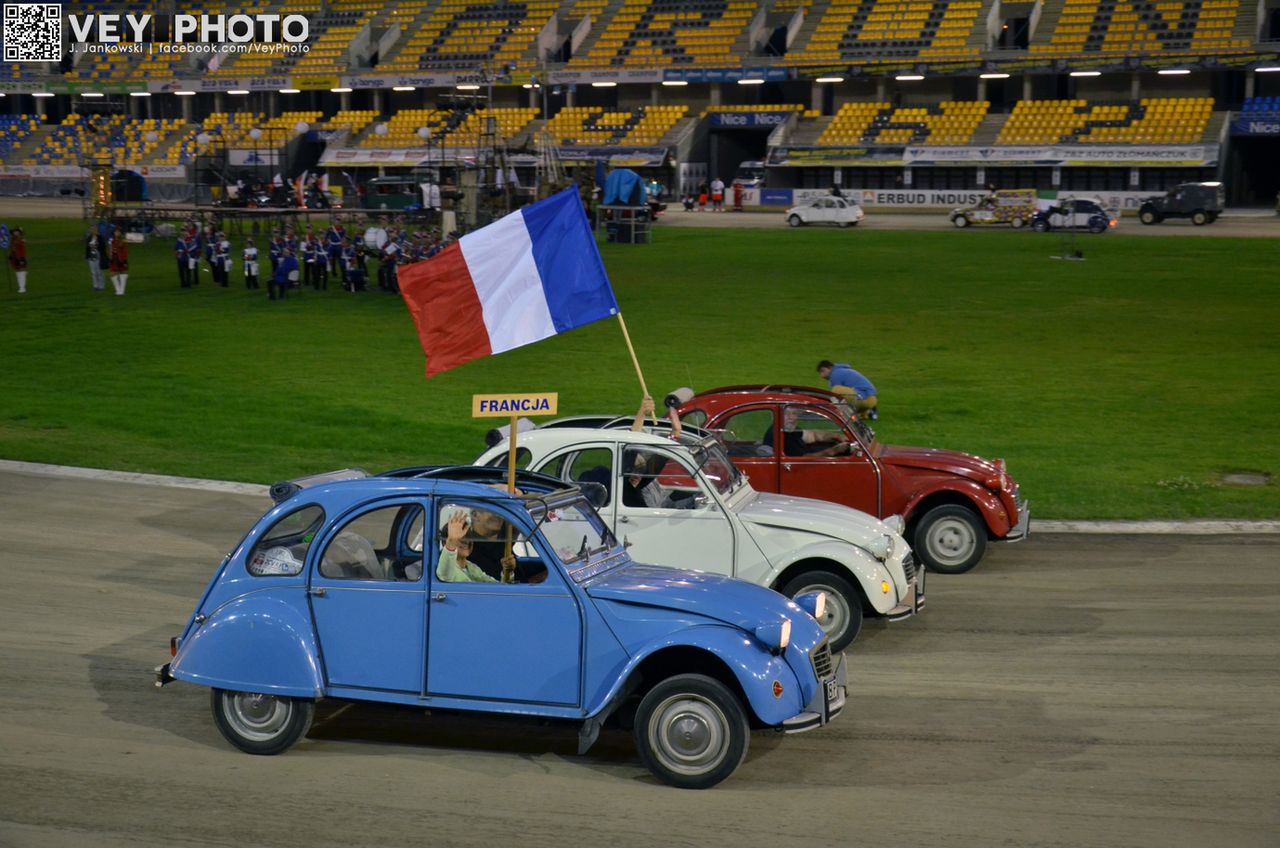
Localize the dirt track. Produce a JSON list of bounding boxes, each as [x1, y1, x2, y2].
[[10, 195, 1280, 237], [0, 468, 1276, 848]]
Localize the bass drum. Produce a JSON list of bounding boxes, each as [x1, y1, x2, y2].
[[363, 227, 388, 250]]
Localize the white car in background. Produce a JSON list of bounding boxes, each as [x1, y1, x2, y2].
[[476, 427, 923, 651], [786, 196, 865, 228]]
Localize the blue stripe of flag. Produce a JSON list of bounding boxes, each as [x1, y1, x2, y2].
[[521, 187, 619, 332]]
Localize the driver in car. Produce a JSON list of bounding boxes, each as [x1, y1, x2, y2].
[[462, 507, 547, 584], [779, 407, 852, 457]]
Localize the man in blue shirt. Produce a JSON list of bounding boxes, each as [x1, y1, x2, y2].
[[817, 359, 878, 418]]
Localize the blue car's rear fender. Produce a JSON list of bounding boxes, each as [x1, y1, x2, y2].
[[170, 590, 323, 698]]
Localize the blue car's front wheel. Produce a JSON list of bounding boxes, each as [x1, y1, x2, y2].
[[212, 689, 314, 755], [635, 674, 749, 789]]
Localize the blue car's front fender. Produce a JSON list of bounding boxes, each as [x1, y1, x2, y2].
[[170, 591, 323, 698], [590, 625, 805, 727]]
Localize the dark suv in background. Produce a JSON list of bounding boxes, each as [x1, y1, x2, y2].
[[1138, 182, 1224, 226]]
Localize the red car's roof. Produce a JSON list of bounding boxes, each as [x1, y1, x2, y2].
[[688, 385, 845, 409]]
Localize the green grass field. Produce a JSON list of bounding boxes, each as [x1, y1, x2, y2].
[[0, 215, 1276, 519]]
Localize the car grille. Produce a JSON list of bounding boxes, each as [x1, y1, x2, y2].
[[901, 552, 916, 584], [811, 640, 834, 679]]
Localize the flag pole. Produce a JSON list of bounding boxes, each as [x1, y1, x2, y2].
[[616, 312, 656, 424]]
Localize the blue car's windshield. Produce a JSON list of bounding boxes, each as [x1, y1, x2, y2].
[[527, 497, 626, 582]]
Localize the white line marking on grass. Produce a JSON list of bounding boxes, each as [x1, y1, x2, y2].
[[0, 460, 269, 497], [4, 460, 1278, 533]]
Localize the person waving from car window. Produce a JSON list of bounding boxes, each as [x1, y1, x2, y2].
[[436, 511, 498, 583]]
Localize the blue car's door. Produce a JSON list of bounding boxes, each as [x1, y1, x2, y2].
[[309, 499, 429, 694], [425, 499, 583, 707]]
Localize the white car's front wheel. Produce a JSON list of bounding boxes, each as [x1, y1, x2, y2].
[[782, 570, 863, 651], [788, 214, 803, 228]]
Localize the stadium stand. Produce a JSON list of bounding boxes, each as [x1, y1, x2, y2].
[[544, 104, 688, 145], [0, 115, 40, 160], [1239, 96, 1280, 112], [818, 101, 989, 145], [375, 0, 560, 73], [442, 107, 539, 145], [1030, 0, 1251, 56], [995, 97, 1214, 144], [359, 108, 453, 146], [572, 0, 758, 67], [15, 114, 188, 165], [786, 0, 983, 63]]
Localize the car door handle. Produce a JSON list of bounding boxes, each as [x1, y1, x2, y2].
[[307, 587, 326, 597], [782, 463, 792, 471], [619, 515, 630, 523], [434, 592, 446, 602]]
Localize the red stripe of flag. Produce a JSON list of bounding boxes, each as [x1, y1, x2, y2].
[[398, 243, 492, 377]]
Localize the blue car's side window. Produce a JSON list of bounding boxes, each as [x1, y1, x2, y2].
[[247, 504, 325, 576], [319, 503, 425, 582], [434, 500, 549, 585]]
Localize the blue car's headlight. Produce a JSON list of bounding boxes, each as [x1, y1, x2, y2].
[[754, 618, 791, 654], [793, 591, 827, 622]]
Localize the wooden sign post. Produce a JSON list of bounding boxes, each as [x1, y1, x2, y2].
[[472, 392, 559, 582]]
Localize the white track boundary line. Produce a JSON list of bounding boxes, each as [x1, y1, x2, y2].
[[3, 459, 1277, 534]]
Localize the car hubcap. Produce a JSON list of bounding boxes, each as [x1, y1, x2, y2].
[[928, 518, 977, 567], [649, 695, 728, 776], [224, 692, 290, 742]]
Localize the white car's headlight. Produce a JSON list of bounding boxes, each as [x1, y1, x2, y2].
[[883, 514, 905, 535], [867, 533, 894, 562]]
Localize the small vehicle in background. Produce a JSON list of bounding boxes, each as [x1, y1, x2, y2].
[[734, 160, 767, 189], [156, 467, 844, 790], [1030, 196, 1116, 234], [787, 196, 865, 228], [1138, 182, 1224, 226], [950, 189, 1037, 229]]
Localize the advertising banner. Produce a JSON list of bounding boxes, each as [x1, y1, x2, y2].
[[1230, 116, 1280, 136], [556, 147, 668, 167], [319, 148, 432, 166], [547, 68, 663, 85], [707, 111, 794, 129], [768, 146, 906, 166], [662, 67, 790, 83], [903, 144, 1218, 166]]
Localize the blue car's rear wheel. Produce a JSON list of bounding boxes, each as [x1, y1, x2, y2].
[[212, 689, 314, 755], [634, 674, 749, 789]]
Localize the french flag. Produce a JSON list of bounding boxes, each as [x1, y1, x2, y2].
[[399, 187, 618, 377]]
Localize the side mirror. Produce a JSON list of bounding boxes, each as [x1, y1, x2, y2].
[[580, 481, 609, 510]]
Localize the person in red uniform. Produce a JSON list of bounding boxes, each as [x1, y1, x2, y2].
[[8, 226, 27, 294], [109, 226, 129, 296]]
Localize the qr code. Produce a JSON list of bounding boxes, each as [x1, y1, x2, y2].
[[4, 4, 62, 62]]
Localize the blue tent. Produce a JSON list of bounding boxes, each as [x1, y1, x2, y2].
[[603, 168, 646, 207]]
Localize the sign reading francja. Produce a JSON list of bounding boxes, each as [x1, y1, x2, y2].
[[472, 393, 559, 418]]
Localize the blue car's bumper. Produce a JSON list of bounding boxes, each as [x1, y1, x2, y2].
[[780, 651, 847, 733]]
